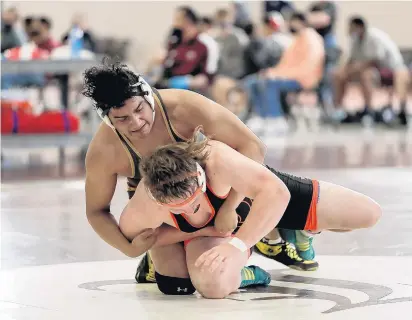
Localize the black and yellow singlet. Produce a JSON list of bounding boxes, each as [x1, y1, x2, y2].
[[114, 88, 186, 199]]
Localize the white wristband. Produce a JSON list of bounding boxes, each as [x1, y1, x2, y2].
[[228, 237, 248, 252]]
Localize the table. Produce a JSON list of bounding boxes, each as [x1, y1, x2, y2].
[[1, 58, 102, 175]]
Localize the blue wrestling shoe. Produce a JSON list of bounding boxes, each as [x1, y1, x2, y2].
[[279, 229, 316, 261], [239, 265, 271, 288]]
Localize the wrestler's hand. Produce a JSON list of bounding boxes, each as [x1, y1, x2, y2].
[[214, 207, 238, 234], [195, 242, 243, 273], [127, 228, 159, 258]]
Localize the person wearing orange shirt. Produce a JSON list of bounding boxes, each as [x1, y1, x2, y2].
[[246, 12, 325, 260], [247, 12, 325, 137]]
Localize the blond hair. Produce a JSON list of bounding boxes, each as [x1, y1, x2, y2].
[[139, 127, 210, 204]]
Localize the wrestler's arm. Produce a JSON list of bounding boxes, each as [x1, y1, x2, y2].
[[122, 190, 229, 250], [177, 89, 266, 214], [85, 146, 135, 256], [152, 225, 228, 248], [208, 140, 291, 249], [85, 138, 223, 258]]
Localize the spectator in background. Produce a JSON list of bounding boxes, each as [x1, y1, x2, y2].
[[24, 16, 60, 53], [308, 1, 337, 49], [1, 16, 59, 89], [307, 1, 339, 113], [208, 8, 249, 116], [332, 16, 410, 126], [242, 23, 263, 77], [213, 8, 249, 80], [244, 13, 292, 130], [61, 13, 97, 53], [199, 17, 214, 35], [243, 13, 291, 78], [157, 6, 218, 93], [1, 7, 26, 53], [197, 17, 219, 78], [230, 0, 252, 33], [247, 12, 324, 135], [263, 12, 292, 62], [264, 0, 295, 20]]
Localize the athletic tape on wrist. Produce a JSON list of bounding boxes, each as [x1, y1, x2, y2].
[[228, 237, 248, 252]]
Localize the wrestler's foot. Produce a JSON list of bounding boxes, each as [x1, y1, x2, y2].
[[239, 265, 271, 288], [279, 229, 316, 261], [255, 239, 318, 271], [296, 230, 317, 261], [135, 252, 156, 283]]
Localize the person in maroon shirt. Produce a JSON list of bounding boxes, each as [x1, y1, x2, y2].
[[24, 16, 60, 53], [158, 6, 218, 92], [2, 16, 60, 89]]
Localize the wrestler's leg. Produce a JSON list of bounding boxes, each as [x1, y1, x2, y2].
[[185, 237, 270, 299], [255, 167, 319, 267], [260, 179, 381, 267], [149, 244, 196, 295], [315, 180, 381, 231], [119, 191, 192, 291]]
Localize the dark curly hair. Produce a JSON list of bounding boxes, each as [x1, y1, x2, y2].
[[82, 57, 142, 113]]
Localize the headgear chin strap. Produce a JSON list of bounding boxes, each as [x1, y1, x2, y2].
[[96, 107, 115, 129], [134, 75, 155, 121], [95, 74, 155, 129]]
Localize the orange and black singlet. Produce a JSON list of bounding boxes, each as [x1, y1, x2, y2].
[[169, 184, 253, 233]]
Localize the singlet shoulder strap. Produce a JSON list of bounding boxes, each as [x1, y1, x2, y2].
[[114, 130, 142, 180], [152, 88, 186, 143]]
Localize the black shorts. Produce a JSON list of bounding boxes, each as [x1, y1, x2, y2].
[[265, 165, 318, 230]]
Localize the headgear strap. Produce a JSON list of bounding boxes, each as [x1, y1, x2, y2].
[[146, 163, 206, 206], [95, 74, 155, 130]]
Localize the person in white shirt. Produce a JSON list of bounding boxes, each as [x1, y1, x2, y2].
[[333, 16, 410, 126]]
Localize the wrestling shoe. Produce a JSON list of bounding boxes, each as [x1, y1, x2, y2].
[[279, 229, 316, 261], [135, 252, 271, 286], [239, 265, 271, 288], [135, 252, 156, 283], [255, 239, 318, 271]]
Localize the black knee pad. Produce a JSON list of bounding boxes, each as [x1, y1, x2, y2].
[[155, 272, 196, 295]]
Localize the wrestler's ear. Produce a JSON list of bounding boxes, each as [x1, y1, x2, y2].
[[196, 162, 207, 192]]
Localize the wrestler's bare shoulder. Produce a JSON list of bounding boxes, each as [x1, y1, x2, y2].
[[85, 123, 130, 176], [156, 88, 181, 115], [203, 140, 227, 175], [156, 89, 200, 138]]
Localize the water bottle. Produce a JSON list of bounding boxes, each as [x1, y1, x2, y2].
[[69, 26, 84, 58]]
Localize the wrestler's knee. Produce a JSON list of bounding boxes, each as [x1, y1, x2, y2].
[[349, 192, 382, 229], [155, 272, 196, 296], [362, 198, 382, 228], [196, 280, 232, 299], [192, 270, 237, 299]]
